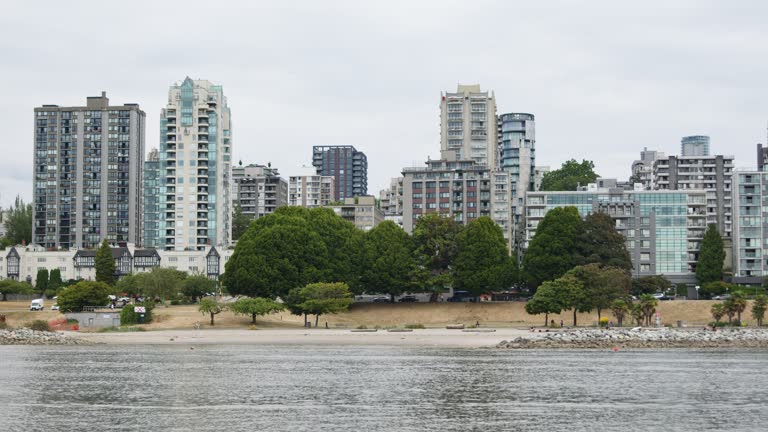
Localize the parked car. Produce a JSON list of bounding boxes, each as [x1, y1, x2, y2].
[[29, 299, 44, 311], [372, 296, 390, 303], [51, 304, 59, 311], [713, 294, 731, 300], [398, 295, 418, 303]]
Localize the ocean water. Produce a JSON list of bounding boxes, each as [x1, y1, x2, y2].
[[0, 345, 766, 431]]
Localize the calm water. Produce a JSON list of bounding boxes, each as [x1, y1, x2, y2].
[[0, 345, 766, 431]]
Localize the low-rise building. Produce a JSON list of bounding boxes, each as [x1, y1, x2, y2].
[[378, 177, 404, 227], [289, 175, 336, 208], [525, 184, 707, 283], [0, 243, 232, 285], [327, 196, 383, 231]]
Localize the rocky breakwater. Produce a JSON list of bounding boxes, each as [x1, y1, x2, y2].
[[496, 328, 768, 349], [0, 328, 91, 345]]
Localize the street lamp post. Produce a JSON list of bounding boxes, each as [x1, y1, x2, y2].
[[695, 285, 700, 300]]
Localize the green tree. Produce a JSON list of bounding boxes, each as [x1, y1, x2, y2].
[[575, 212, 632, 270], [120, 303, 154, 325], [453, 217, 517, 297], [610, 299, 630, 327], [723, 299, 737, 325], [631, 303, 645, 326], [3, 195, 32, 245], [287, 282, 354, 327], [453, 216, 517, 296], [539, 159, 599, 191], [0, 279, 34, 301], [729, 292, 748, 324], [231, 297, 285, 324], [525, 278, 570, 326], [631, 275, 672, 297], [711, 303, 726, 325], [638, 294, 659, 326], [696, 224, 725, 285], [305, 208, 366, 292], [361, 221, 418, 301], [222, 210, 328, 299], [522, 206, 583, 289], [35, 268, 49, 296], [95, 239, 116, 286], [144, 268, 187, 303], [231, 203, 251, 241], [412, 213, 463, 302], [565, 264, 631, 320], [49, 269, 63, 294], [198, 298, 227, 326], [751, 295, 768, 327], [700, 281, 729, 300], [57, 281, 113, 313], [181, 275, 216, 303]]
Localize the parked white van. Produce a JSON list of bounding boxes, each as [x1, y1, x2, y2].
[[29, 299, 44, 311]]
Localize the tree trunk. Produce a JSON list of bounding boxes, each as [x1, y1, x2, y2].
[[618, 317, 622, 327], [210, 312, 215, 326], [573, 309, 577, 327], [315, 314, 320, 328], [303, 313, 308, 327], [390, 294, 395, 303], [251, 313, 257, 324], [597, 308, 602, 321], [430, 291, 438, 303], [544, 312, 549, 327]]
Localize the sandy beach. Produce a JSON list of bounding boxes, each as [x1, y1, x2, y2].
[[74, 328, 529, 347]]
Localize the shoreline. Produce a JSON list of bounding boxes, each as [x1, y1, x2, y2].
[[1, 327, 766, 349]]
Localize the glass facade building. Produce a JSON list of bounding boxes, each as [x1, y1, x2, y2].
[[525, 187, 706, 282], [312, 145, 367, 200], [142, 149, 160, 247]]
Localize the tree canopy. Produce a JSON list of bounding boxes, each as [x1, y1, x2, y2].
[[95, 239, 116, 286], [539, 159, 599, 191], [230, 297, 285, 324], [412, 213, 463, 300], [361, 221, 419, 300], [696, 224, 725, 285], [565, 264, 631, 320], [181, 275, 217, 303], [198, 298, 227, 326], [285, 282, 354, 327], [57, 281, 113, 312], [3, 195, 32, 246], [452, 217, 517, 296], [522, 206, 583, 289], [0, 279, 34, 301], [575, 212, 632, 270], [231, 203, 252, 241], [631, 275, 672, 296]]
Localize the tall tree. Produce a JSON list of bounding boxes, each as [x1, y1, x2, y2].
[[638, 294, 659, 326], [3, 195, 32, 245], [305, 208, 366, 292], [95, 239, 116, 286], [35, 268, 49, 295], [49, 268, 63, 294], [696, 224, 725, 285], [453, 217, 517, 296], [525, 278, 570, 326], [575, 212, 632, 270], [231, 203, 252, 241], [181, 274, 217, 303], [540, 159, 599, 191], [57, 281, 113, 313], [361, 221, 418, 301], [565, 264, 631, 320], [522, 206, 583, 289], [631, 275, 672, 296], [412, 213, 463, 301], [222, 211, 328, 299]]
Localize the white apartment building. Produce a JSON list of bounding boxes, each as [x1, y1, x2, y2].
[[289, 175, 336, 208], [155, 77, 233, 251], [440, 84, 497, 168]]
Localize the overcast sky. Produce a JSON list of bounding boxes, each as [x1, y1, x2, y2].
[[2, 0, 768, 208]]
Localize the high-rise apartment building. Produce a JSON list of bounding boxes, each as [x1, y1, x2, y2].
[[497, 112, 535, 245], [401, 159, 493, 233], [525, 185, 707, 284], [630, 148, 665, 190], [289, 175, 336, 208], [378, 177, 404, 227], [440, 84, 497, 167], [154, 77, 232, 251], [33, 92, 145, 249], [681, 135, 710, 156], [312, 145, 367, 199], [231, 163, 287, 220], [732, 169, 767, 283], [143, 148, 161, 248], [653, 154, 733, 237], [757, 143, 768, 171]]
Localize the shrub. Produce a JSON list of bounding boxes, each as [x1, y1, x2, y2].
[[405, 323, 425, 329], [709, 321, 728, 328], [28, 320, 51, 332], [356, 325, 368, 329], [120, 303, 154, 325], [0, 321, 10, 330], [97, 326, 145, 333], [170, 300, 181, 306], [599, 317, 610, 327]]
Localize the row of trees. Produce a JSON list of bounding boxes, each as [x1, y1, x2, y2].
[[1, 196, 32, 248], [222, 207, 517, 302], [199, 282, 353, 326], [709, 292, 767, 326]]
